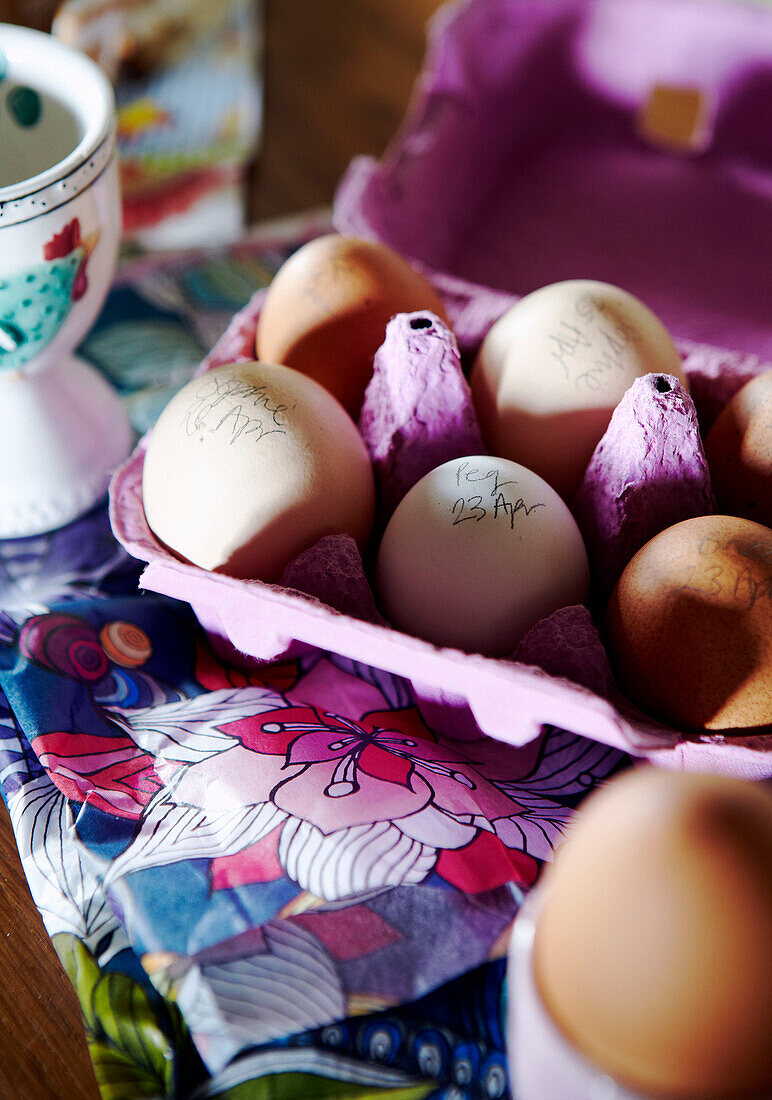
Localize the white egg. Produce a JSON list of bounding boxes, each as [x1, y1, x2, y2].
[[376, 456, 590, 655], [471, 280, 687, 499], [142, 361, 375, 581]]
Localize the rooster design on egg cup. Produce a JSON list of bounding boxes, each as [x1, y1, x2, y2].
[[0, 217, 99, 372]]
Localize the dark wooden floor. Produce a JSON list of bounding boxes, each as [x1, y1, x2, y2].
[[0, 2, 444, 1096]]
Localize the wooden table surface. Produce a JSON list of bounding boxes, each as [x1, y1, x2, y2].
[[0, 2, 444, 1096]]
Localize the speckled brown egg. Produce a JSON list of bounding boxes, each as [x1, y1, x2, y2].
[[705, 369, 772, 528], [534, 767, 772, 1099], [254, 234, 449, 417], [606, 514, 772, 732]]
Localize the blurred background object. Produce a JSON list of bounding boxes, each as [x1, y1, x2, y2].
[[250, 0, 445, 220], [1, 0, 263, 247], [57, 0, 262, 246], [0, 0, 60, 30], [53, 0, 238, 81]]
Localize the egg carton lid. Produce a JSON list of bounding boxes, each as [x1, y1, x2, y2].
[[334, 0, 772, 361]]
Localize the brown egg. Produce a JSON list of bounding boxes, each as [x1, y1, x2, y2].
[[706, 369, 772, 528], [534, 768, 772, 1099], [606, 515, 772, 732], [255, 234, 449, 417]]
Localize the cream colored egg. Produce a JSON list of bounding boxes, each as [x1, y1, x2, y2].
[[376, 456, 590, 655], [471, 280, 688, 500], [142, 361, 375, 580]]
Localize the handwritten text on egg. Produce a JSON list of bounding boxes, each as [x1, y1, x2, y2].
[[451, 461, 545, 530], [182, 374, 290, 445]]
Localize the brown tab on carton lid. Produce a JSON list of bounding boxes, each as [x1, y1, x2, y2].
[[637, 85, 714, 154]]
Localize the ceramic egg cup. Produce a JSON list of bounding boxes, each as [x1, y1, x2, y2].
[[0, 23, 131, 537], [508, 889, 648, 1100]]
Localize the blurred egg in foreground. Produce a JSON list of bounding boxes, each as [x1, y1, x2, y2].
[[534, 767, 772, 1099]]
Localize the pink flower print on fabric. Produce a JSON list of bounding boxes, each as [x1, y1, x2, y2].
[[221, 704, 527, 838], [153, 702, 546, 898], [26, 644, 622, 902]]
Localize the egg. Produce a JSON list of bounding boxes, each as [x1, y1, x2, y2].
[[142, 361, 375, 581], [534, 768, 772, 1099], [606, 514, 772, 732], [376, 456, 590, 655], [470, 280, 688, 499], [254, 234, 449, 416], [705, 369, 772, 528]]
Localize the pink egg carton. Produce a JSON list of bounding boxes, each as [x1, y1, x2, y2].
[[111, 0, 772, 777]]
